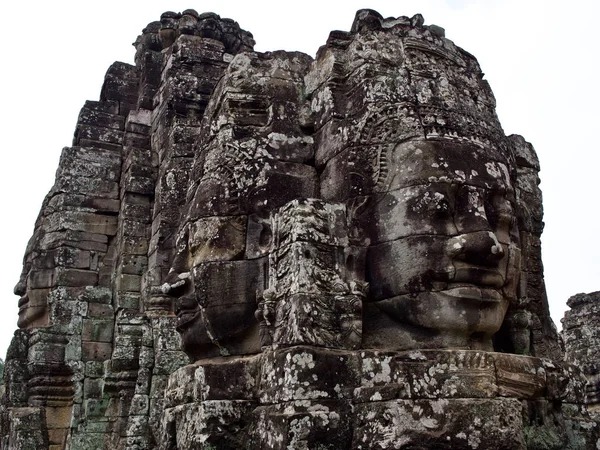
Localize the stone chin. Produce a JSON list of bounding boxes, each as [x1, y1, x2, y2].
[[175, 294, 261, 359], [177, 320, 215, 360], [175, 296, 215, 359], [375, 285, 510, 341]]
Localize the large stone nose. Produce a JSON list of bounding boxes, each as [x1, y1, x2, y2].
[[13, 277, 27, 296], [445, 230, 504, 267]]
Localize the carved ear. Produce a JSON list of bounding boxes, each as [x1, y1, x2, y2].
[[169, 226, 191, 275], [501, 135, 561, 359]]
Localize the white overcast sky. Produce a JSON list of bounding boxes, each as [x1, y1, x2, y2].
[[1, 0, 598, 359]]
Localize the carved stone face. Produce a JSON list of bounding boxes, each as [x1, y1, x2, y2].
[[363, 139, 520, 349], [14, 277, 48, 329], [174, 267, 262, 359], [169, 233, 264, 359]]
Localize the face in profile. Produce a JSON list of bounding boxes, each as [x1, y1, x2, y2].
[[15, 276, 49, 329], [362, 138, 520, 350], [168, 225, 263, 360]]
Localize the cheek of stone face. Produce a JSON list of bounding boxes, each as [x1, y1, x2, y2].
[[17, 289, 49, 329], [188, 216, 247, 264], [18, 306, 48, 329], [367, 236, 455, 300]]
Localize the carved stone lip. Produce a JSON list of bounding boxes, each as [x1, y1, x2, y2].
[[176, 310, 200, 330], [17, 295, 29, 310], [176, 296, 201, 330], [451, 267, 505, 289], [439, 285, 504, 303], [176, 310, 200, 331]]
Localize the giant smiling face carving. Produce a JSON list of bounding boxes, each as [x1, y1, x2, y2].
[[361, 138, 520, 350]]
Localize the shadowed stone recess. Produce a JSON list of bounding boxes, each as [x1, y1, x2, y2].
[[1, 8, 599, 450]]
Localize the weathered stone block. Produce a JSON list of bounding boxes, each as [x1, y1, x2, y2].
[[494, 353, 547, 399], [355, 350, 498, 402], [45, 406, 73, 430], [76, 138, 122, 152], [4, 360, 28, 383], [161, 401, 255, 450], [164, 364, 197, 408], [245, 214, 272, 259], [84, 398, 109, 417], [121, 235, 149, 255], [194, 355, 260, 402], [273, 198, 349, 247], [58, 146, 122, 180], [77, 107, 125, 131], [45, 211, 118, 236], [83, 378, 103, 398], [351, 398, 525, 449], [28, 341, 66, 364], [186, 154, 318, 218], [54, 268, 98, 287], [47, 193, 121, 213], [123, 174, 156, 195], [366, 235, 452, 300], [314, 118, 350, 168], [259, 347, 359, 403], [74, 124, 124, 146], [87, 302, 114, 319], [271, 241, 347, 289], [7, 407, 49, 448], [151, 317, 181, 351], [27, 270, 54, 289], [124, 415, 148, 437], [82, 319, 114, 343], [115, 273, 142, 292], [114, 333, 143, 349], [85, 361, 105, 378], [4, 382, 28, 405], [82, 341, 113, 362], [53, 173, 120, 198], [40, 230, 109, 252], [124, 132, 151, 148], [250, 400, 353, 449], [179, 259, 265, 356], [139, 347, 155, 369], [153, 350, 190, 375], [115, 292, 141, 310]]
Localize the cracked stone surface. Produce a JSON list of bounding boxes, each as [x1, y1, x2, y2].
[[1, 8, 599, 450]]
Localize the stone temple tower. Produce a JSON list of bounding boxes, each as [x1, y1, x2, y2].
[[1, 8, 599, 450]]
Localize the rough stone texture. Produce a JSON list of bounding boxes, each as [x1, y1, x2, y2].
[[2, 8, 599, 450], [158, 348, 595, 449], [563, 292, 600, 418]]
